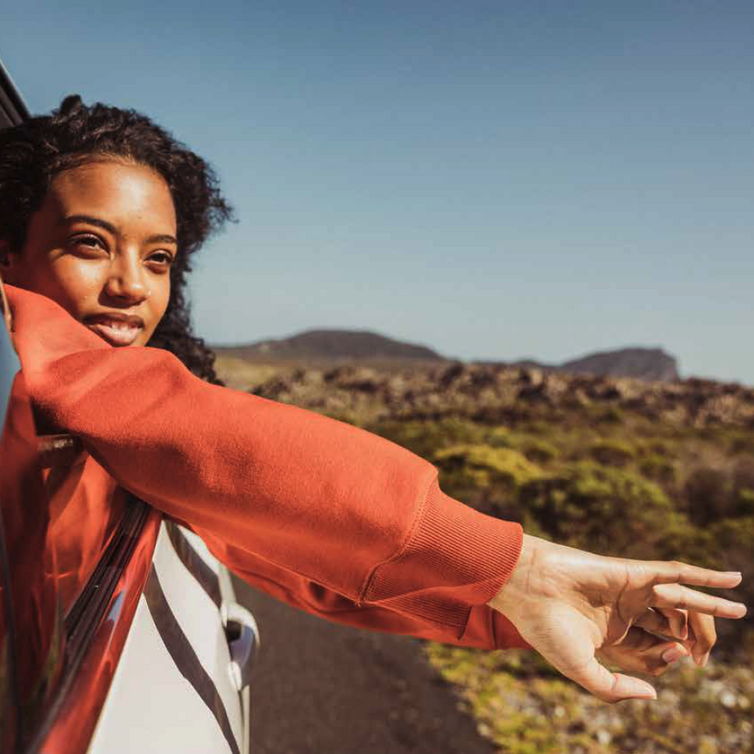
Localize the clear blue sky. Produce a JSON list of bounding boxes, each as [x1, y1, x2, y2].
[[2, 2, 752, 384]]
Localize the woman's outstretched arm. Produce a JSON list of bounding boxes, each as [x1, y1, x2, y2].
[[9, 284, 523, 637], [8, 285, 746, 698]]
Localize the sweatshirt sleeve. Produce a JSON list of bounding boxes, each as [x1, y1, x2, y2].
[[189, 520, 531, 649], [8, 286, 525, 639]]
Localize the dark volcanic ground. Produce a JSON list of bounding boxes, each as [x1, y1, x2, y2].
[[233, 577, 497, 754]]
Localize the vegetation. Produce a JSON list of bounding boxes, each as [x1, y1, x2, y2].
[[218, 357, 753, 753], [369, 411, 753, 752]]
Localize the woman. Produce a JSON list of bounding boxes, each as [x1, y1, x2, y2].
[[0, 95, 746, 704]]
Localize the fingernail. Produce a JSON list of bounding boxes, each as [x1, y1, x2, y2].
[[702, 652, 710, 667], [662, 646, 685, 663]]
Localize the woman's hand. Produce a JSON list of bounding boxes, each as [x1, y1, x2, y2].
[[488, 534, 746, 703]]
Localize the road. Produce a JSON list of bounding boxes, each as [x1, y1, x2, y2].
[[233, 578, 498, 754]]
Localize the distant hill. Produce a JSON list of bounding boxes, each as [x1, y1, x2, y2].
[[214, 331, 680, 382], [500, 347, 680, 382], [560, 347, 679, 381], [213, 329, 444, 362]]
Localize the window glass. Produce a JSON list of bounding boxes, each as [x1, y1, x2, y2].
[[43, 445, 128, 613], [0, 297, 19, 752], [0, 300, 62, 742], [0, 283, 127, 744]]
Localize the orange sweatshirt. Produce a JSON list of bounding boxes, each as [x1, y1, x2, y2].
[[7, 284, 530, 650]]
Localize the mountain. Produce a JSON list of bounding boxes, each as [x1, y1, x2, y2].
[[213, 329, 444, 362], [215, 330, 680, 382], [501, 347, 680, 382], [560, 347, 679, 381]]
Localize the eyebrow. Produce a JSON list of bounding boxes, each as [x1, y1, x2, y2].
[[63, 214, 178, 246]]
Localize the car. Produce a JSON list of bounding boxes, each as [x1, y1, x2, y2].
[[0, 57, 258, 754]]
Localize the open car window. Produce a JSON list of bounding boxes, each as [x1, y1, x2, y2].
[[0, 284, 64, 750]]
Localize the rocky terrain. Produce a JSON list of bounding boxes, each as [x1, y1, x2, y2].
[[234, 361, 754, 430]]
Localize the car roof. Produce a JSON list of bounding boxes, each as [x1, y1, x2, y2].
[[0, 56, 30, 129]]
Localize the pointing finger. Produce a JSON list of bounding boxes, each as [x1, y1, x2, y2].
[[648, 561, 743, 589], [651, 583, 747, 618]]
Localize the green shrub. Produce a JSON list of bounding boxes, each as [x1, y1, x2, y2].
[[735, 488, 754, 516], [640, 452, 677, 484], [367, 417, 486, 457], [595, 406, 624, 424], [645, 439, 674, 456], [486, 425, 515, 448], [728, 430, 754, 455], [588, 439, 635, 466], [683, 458, 754, 525], [684, 466, 732, 525], [519, 438, 560, 464], [518, 462, 680, 556], [433, 444, 542, 492]]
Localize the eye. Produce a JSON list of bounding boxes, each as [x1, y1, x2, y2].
[[68, 234, 108, 256], [146, 250, 175, 269]]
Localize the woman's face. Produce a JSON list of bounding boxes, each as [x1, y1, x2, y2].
[[4, 159, 177, 347]]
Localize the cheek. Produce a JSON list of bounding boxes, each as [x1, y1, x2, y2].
[[146, 277, 172, 333], [55, 259, 107, 310], [26, 255, 106, 315]]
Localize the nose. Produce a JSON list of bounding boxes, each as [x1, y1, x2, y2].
[[104, 251, 150, 304]]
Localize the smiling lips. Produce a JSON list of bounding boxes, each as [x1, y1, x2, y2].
[[84, 313, 145, 347]]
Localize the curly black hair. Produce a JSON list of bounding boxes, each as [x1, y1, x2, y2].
[[0, 94, 234, 383]]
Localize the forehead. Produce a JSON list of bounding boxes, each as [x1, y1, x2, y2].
[[47, 160, 177, 230]]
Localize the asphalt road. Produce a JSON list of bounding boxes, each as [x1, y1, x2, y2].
[[233, 577, 498, 754]]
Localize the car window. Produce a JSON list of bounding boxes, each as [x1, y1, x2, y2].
[[0, 286, 64, 749], [0, 285, 21, 751]]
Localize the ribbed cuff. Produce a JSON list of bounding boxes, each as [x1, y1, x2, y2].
[[362, 478, 524, 635]]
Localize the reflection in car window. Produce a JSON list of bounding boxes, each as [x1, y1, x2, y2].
[[44, 451, 128, 613]]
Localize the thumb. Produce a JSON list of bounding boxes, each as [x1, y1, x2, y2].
[[569, 656, 657, 703]]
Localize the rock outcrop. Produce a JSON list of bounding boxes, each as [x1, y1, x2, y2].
[[246, 362, 754, 429], [506, 347, 680, 382]]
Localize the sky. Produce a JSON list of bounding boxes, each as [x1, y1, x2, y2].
[[1, 2, 752, 385]]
